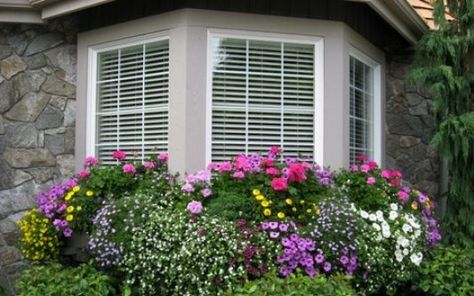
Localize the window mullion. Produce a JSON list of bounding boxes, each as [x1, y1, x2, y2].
[[141, 44, 146, 161], [117, 49, 121, 151], [245, 40, 249, 155]]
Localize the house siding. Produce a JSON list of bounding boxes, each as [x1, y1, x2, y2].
[[0, 17, 77, 294]]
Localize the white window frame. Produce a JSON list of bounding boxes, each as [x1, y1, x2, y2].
[[205, 28, 325, 165], [348, 46, 382, 165], [85, 31, 170, 158]]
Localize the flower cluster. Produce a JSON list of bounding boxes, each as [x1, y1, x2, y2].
[[17, 209, 59, 261]]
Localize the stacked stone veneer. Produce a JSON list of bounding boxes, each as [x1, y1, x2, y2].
[[385, 53, 439, 197], [0, 18, 77, 293]]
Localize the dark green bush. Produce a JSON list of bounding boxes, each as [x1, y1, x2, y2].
[[16, 262, 116, 296], [413, 245, 474, 296]]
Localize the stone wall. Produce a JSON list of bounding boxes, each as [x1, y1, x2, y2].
[[0, 18, 77, 294], [385, 52, 439, 197]]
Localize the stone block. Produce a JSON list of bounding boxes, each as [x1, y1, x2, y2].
[[4, 92, 50, 122], [0, 160, 32, 190], [44, 44, 77, 84], [386, 114, 424, 137], [12, 70, 47, 98], [41, 74, 75, 97], [63, 99, 75, 126], [25, 32, 63, 56], [49, 95, 67, 111], [0, 45, 11, 60], [7, 33, 28, 55], [399, 136, 421, 148], [0, 55, 26, 79], [0, 115, 4, 135], [5, 122, 38, 148], [3, 147, 56, 168], [0, 79, 19, 113], [25, 167, 60, 183], [45, 133, 65, 155], [57, 154, 75, 178], [65, 127, 75, 154], [24, 53, 47, 70], [35, 105, 63, 129], [0, 181, 44, 220], [0, 247, 21, 266]]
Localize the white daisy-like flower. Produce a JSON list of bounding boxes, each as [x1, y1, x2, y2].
[[389, 210, 398, 220], [402, 224, 413, 233], [410, 252, 423, 266], [390, 203, 398, 211], [369, 213, 377, 221], [360, 210, 369, 219]]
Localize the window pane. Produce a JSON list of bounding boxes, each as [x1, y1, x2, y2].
[[349, 56, 374, 165], [211, 37, 314, 161], [96, 39, 169, 164]]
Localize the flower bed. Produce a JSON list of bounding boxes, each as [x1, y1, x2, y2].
[[16, 147, 444, 295]]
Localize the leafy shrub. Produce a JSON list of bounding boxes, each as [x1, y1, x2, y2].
[[413, 245, 474, 295], [231, 271, 357, 296], [16, 262, 115, 296]]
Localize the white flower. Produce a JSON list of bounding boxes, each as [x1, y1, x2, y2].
[[376, 210, 384, 221], [360, 210, 369, 219], [372, 223, 381, 231], [395, 250, 404, 262], [410, 252, 423, 266], [403, 248, 409, 256], [389, 211, 398, 220], [390, 203, 398, 211], [369, 214, 377, 221], [402, 224, 413, 233], [382, 229, 391, 238], [414, 230, 421, 238]]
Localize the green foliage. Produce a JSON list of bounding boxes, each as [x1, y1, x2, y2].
[[16, 262, 116, 296], [411, 0, 474, 246], [231, 271, 357, 296], [205, 190, 261, 221], [413, 245, 474, 296]]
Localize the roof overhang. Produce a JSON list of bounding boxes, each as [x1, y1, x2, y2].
[[346, 0, 429, 45], [0, 0, 114, 23]]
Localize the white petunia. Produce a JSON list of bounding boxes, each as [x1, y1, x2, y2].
[[389, 211, 398, 220], [402, 224, 413, 233], [369, 214, 377, 221], [376, 210, 384, 221], [372, 223, 381, 231], [390, 203, 398, 211], [360, 210, 369, 219], [403, 248, 409, 256], [410, 252, 423, 266]]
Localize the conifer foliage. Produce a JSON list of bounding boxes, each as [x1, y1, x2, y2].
[[412, 0, 474, 246]]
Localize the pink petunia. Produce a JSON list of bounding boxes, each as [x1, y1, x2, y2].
[[181, 183, 195, 193], [201, 188, 213, 198], [207, 162, 218, 170], [366, 177, 376, 185], [187, 200, 203, 214], [63, 228, 73, 237], [266, 167, 280, 176], [158, 152, 169, 162], [271, 177, 288, 191], [217, 161, 232, 173], [113, 150, 126, 160], [143, 161, 155, 169], [122, 164, 136, 175], [235, 155, 251, 172], [84, 156, 98, 167], [233, 171, 245, 179]]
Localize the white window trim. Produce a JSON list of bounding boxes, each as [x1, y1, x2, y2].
[[348, 46, 382, 165], [205, 28, 325, 165], [85, 31, 169, 158]]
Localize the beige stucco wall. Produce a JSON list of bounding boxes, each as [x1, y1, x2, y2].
[[76, 8, 385, 175]]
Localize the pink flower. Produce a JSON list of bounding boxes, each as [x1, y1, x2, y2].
[[261, 159, 274, 168], [266, 167, 280, 176], [271, 177, 288, 191], [398, 191, 409, 202], [269, 146, 282, 155], [201, 188, 213, 198], [350, 165, 359, 172], [143, 161, 155, 169], [113, 150, 126, 160], [218, 161, 232, 173], [181, 183, 195, 193], [79, 170, 90, 179], [63, 228, 73, 237], [357, 153, 367, 163], [381, 170, 392, 179], [287, 163, 307, 183], [84, 156, 98, 167], [391, 179, 401, 187], [235, 155, 251, 172], [367, 161, 378, 170], [392, 170, 402, 179], [207, 162, 218, 170], [158, 152, 169, 162], [187, 200, 203, 214], [366, 177, 376, 185], [233, 171, 245, 179], [122, 164, 136, 174], [360, 164, 370, 173]]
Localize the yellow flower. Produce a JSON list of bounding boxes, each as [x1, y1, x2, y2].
[[66, 206, 74, 213], [65, 192, 74, 201], [411, 202, 419, 210], [285, 198, 293, 205], [292, 207, 297, 212], [315, 209, 321, 216], [72, 186, 80, 193], [277, 212, 285, 219], [252, 189, 261, 196], [307, 209, 312, 213], [86, 190, 94, 197], [263, 209, 271, 216], [261, 200, 270, 207], [66, 215, 74, 222], [77, 206, 82, 211], [256, 195, 265, 201], [300, 200, 305, 204], [425, 201, 431, 209]]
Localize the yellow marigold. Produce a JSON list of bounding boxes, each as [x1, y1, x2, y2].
[[64, 192, 74, 201], [285, 198, 293, 205], [263, 209, 271, 216], [277, 212, 285, 219], [66, 215, 74, 222], [261, 200, 270, 207], [86, 190, 94, 197], [252, 189, 261, 196], [66, 206, 74, 213], [256, 195, 265, 201], [72, 186, 80, 193]]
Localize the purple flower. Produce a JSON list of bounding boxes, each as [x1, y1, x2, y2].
[[63, 228, 73, 237], [315, 253, 325, 263], [279, 223, 288, 232], [181, 183, 195, 193], [201, 188, 213, 198], [269, 222, 278, 230], [323, 261, 332, 272], [270, 232, 280, 239], [340, 255, 349, 265], [290, 234, 299, 241], [186, 200, 203, 214], [281, 238, 292, 247], [262, 222, 270, 230]]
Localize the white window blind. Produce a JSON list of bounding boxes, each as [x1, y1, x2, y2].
[[349, 56, 374, 165], [96, 39, 169, 164], [211, 37, 315, 161]]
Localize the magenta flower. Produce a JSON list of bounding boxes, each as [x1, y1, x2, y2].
[[271, 177, 288, 191], [398, 190, 409, 202], [266, 167, 280, 176], [233, 171, 245, 179], [143, 161, 155, 169], [217, 161, 232, 173], [357, 153, 367, 163], [84, 156, 98, 167], [350, 165, 359, 172], [367, 161, 378, 170], [187, 200, 203, 214], [287, 163, 307, 183], [366, 177, 376, 185], [360, 164, 370, 173], [113, 150, 126, 160], [158, 152, 169, 162], [269, 146, 281, 155], [79, 170, 90, 179], [122, 164, 136, 174]]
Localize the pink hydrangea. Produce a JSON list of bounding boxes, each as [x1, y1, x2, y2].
[[235, 155, 252, 172], [113, 150, 126, 160], [366, 177, 376, 185], [158, 152, 169, 162], [233, 171, 245, 179], [367, 161, 378, 170], [271, 177, 288, 191], [287, 163, 307, 183], [143, 161, 155, 169], [84, 156, 98, 167], [360, 164, 370, 173], [381, 170, 392, 179], [79, 170, 90, 179], [218, 161, 232, 173], [122, 164, 136, 174], [187, 200, 203, 214], [350, 165, 359, 172]]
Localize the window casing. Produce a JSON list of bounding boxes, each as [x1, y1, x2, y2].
[[88, 37, 169, 164], [208, 33, 321, 162]]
